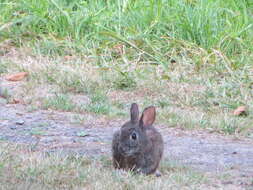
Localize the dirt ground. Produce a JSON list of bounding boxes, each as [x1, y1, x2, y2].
[[0, 102, 253, 188]]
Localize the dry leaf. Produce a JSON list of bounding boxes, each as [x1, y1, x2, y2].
[[233, 106, 247, 116], [6, 72, 28, 81], [63, 55, 73, 61], [12, 98, 20, 104], [63, 55, 75, 61], [9, 98, 24, 104]]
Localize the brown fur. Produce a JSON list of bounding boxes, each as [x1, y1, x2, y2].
[[112, 103, 164, 175]]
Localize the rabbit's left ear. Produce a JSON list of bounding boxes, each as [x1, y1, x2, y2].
[[130, 103, 139, 123], [140, 106, 156, 128]]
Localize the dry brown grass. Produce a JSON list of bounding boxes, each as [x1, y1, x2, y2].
[[0, 142, 247, 190], [0, 46, 253, 136]]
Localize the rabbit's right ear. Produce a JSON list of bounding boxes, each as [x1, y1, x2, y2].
[[130, 103, 139, 123], [139, 106, 156, 128]]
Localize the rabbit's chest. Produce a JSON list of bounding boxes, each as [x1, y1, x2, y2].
[[122, 154, 146, 169]]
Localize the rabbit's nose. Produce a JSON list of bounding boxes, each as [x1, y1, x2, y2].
[[119, 145, 130, 155], [119, 145, 125, 153]]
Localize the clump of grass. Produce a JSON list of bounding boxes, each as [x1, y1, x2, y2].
[[43, 94, 75, 112], [34, 40, 70, 56], [40, 65, 99, 94], [0, 87, 10, 99], [0, 61, 8, 74], [30, 128, 47, 136], [85, 91, 110, 115], [0, 142, 217, 190], [156, 99, 171, 109], [221, 120, 237, 135], [113, 71, 137, 90]]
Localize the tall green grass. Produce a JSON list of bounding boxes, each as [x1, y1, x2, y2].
[[0, 0, 252, 67]]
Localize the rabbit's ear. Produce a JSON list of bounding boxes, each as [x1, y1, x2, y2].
[[140, 106, 156, 128], [130, 103, 139, 123]]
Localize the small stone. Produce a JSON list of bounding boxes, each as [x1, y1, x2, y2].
[[10, 126, 17, 130], [76, 131, 89, 137], [155, 170, 162, 177], [16, 120, 25, 125]]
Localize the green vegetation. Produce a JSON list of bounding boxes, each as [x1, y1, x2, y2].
[[85, 91, 110, 114], [30, 128, 47, 136], [0, 0, 252, 136], [0, 142, 229, 189], [1, 0, 252, 63], [0, 2, 252, 188], [43, 94, 76, 111]]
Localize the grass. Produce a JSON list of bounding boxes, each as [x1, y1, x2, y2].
[[85, 92, 110, 115], [43, 94, 76, 111], [30, 128, 47, 136], [0, 0, 252, 137], [0, 0, 252, 186], [0, 142, 238, 190], [1, 0, 252, 61], [113, 70, 137, 90]]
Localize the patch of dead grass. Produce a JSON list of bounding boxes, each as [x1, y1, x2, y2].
[[0, 46, 252, 136], [1, 142, 247, 190]]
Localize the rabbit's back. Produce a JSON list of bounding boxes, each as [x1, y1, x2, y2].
[[138, 126, 163, 174], [146, 126, 163, 156]]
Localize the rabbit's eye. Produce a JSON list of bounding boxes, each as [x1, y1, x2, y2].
[[131, 132, 137, 140]]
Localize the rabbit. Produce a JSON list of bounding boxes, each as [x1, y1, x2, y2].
[[112, 103, 164, 176]]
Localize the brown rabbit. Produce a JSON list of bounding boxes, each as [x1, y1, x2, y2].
[[112, 103, 164, 175]]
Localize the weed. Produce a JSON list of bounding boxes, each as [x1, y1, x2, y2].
[[30, 128, 47, 136], [34, 40, 69, 56], [70, 114, 86, 124], [0, 61, 8, 74], [26, 105, 39, 112], [85, 91, 110, 115], [0, 88, 10, 99], [220, 119, 240, 135], [157, 99, 171, 109], [113, 71, 137, 90], [43, 94, 76, 111]]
